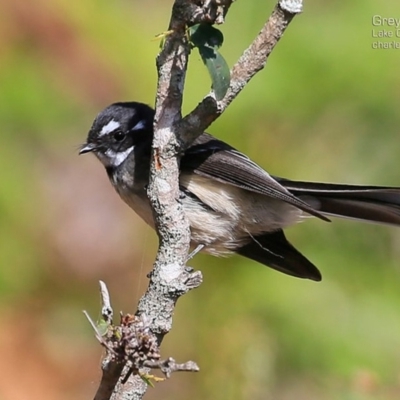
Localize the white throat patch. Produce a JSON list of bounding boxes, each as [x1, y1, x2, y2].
[[103, 146, 135, 167], [100, 120, 121, 136]]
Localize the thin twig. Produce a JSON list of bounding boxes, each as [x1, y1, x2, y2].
[[143, 357, 200, 379], [100, 280, 113, 324]]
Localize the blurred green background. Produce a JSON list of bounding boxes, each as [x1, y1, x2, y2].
[[1, 0, 400, 399]]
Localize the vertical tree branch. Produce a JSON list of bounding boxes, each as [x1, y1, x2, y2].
[[92, 1, 303, 399]]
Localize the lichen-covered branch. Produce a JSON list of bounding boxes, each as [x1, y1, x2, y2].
[[91, 1, 303, 399]]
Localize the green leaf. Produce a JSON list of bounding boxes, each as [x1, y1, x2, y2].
[[189, 24, 224, 49], [140, 374, 155, 387], [198, 45, 230, 100], [188, 23, 230, 100], [96, 318, 110, 336]]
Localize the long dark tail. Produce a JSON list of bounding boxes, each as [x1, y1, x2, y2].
[[278, 178, 400, 226], [238, 179, 400, 281]]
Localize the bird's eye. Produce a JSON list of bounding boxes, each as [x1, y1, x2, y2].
[[112, 130, 126, 142]]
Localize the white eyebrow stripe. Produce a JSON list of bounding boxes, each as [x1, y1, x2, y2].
[[132, 120, 145, 131], [100, 120, 121, 136], [105, 146, 134, 167]]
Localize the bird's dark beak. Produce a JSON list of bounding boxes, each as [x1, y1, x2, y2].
[[79, 143, 96, 155]]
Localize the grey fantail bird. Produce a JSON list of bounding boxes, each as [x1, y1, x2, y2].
[[80, 102, 400, 281]]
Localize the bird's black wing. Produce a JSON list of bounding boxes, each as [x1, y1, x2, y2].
[[237, 229, 322, 281], [181, 133, 329, 221]]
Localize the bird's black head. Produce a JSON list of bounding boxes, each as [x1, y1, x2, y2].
[[80, 102, 155, 168]]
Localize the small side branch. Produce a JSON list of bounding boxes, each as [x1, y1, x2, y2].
[[143, 358, 200, 379], [89, 283, 199, 400], [179, 0, 303, 144]]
